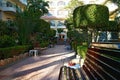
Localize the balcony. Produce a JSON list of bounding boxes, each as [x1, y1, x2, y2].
[[0, 1, 22, 13], [10, 0, 27, 8], [1, 6, 16, 13]]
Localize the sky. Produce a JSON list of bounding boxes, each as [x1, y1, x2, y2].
[[80, 0, 118, 12]]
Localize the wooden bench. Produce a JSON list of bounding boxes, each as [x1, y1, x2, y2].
[[80, 42, 120, 80], [59, 42, 120, 80], [58, 66, 81, 80]]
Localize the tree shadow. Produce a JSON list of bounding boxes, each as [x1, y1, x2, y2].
[[12, 55, 75, 78]]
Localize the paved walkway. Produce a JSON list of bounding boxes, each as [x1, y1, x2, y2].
[[0, 45, 75, 80]]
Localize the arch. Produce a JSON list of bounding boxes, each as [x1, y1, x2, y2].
[[57, 1, 65, 6]]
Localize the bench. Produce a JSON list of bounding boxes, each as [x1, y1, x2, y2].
[[80, 42, 120, 80], [59, 42, 120, 80], [58, 66, 81, 80]]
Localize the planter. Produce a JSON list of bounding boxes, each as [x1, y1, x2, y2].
[[0, 60, 5, 66], [80, 58, 84, 67], [0, 53, 29, 67]]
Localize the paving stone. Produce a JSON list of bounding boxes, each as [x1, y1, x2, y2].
[[0, 45, 75, 80]]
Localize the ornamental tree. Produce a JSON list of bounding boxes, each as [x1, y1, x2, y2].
[[73, 4, 109, 28], [73, 4, 109, 43]]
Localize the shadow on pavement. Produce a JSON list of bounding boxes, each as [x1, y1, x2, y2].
[[12, 55, 75, 78]]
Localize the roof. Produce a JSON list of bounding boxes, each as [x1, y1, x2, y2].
[[40, 15, 65, 20]]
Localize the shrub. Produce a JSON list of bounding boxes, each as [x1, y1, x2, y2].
[[0, 35, 16, 48], [0, 45, 32, 59], [77, 45, 87, 59], [73, 4, 109, 28], [40, 42, 49, 48]]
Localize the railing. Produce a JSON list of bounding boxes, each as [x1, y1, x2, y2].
[[0, 1, 23, 13], [81, 42, 120, 80], [0, 2, 16, 13]]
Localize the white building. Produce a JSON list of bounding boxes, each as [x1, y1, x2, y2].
[[42, 0, 71, 42], [0, 0, 26, 21]]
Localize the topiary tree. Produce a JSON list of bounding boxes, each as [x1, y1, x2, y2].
[[73, 4, 109, 43], [73, 4, 109, 28], [97, 21, 119, 42], [98, 21, 118, 31]]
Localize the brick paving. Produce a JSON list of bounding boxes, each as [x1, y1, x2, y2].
[[0, 45, 75, 80]]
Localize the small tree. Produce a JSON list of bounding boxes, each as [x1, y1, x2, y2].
[[73, 4, 109, 44], [15, 0, 49, 45]]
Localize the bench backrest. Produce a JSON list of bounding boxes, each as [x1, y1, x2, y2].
[[81, 42, 120, 80]]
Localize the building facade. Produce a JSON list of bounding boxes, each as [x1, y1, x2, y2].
[[43, 0, 71, 42], [0, 0, 26, 21], [46, 0, 70, 19]]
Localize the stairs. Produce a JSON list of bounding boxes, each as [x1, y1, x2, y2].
[[57, 39, 65, 45]]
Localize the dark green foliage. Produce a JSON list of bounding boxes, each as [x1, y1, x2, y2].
[[27, 0, 49, 17], [16, 11, 51, 45], [0, 20, 18, 48], [0, 45, 32, 59], [0, 35, 16, 48], [67, 30, 87, 43], [110, 0, 120, 6], [57, 28, 63, 33], [98, 21, 118, 31], [15, 0, 49, 45], [77, 45, 87, 59], [73, 4, 109, 28], [34, 19, 56, 48], [0, 20, 7, 36]]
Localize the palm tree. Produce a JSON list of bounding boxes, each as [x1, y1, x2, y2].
[[27, 0, 49, 17]]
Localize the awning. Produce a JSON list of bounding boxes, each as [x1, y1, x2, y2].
[[40, 15, 65, 20]]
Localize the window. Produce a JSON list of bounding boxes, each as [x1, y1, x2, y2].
[[49, 1, 55, 6], [57, 11, 68, 16], [6, 2, 12, 7], [57, 21, 64, 26], [49, 10, 54, 15], [57, 11, 63, 15], [50, 20, 55, 26], [57, 1, 65, 6]]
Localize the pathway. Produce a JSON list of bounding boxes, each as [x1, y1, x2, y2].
[[0, 45, 75, 80]]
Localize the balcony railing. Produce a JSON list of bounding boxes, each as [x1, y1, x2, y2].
[[11, 0, 27, 5], [0, 2, 21, 13], [2, 7, 16, 13]]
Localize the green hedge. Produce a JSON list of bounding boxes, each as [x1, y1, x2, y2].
[[71, 41, 87, 59], [77, 45, 87, 59], [73, 4, 109, 28], [97, 21, 118, 31], [0, 45, 33, 59], [0, 35, 16, 48], [40, 41, 49, 48]]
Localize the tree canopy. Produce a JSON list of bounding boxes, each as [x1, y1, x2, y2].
[[15, 0, 50, 45], [73, 4, 109, 28], [27, 0, 49, 17]]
